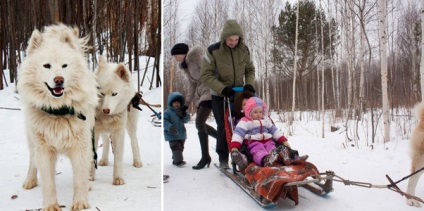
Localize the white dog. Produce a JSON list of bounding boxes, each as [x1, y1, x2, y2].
[[18, 24, 98, 211], [406, 103, 424, 207], [91, 56, 142, 185]]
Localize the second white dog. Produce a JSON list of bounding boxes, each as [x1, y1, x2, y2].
[[91, 56, 142, 185]]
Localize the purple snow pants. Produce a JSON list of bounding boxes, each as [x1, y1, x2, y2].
[[247, 140, 276, 166]]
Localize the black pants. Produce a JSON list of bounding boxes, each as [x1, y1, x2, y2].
[[169, 140, 185, 163], [195, 105, 217, 139], [211, 95, 228, 161]]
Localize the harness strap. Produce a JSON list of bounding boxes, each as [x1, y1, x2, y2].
[[41, 106, 86, 121], [92, 129, 97, 169]]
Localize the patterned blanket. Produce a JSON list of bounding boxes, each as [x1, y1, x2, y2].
[[244, 161, 320, 204]]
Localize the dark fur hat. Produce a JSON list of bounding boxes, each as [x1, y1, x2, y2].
[[171, 43, 189, 55]]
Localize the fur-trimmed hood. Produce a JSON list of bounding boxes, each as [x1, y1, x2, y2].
[[220, 19, 244, 46], [167, 92, 185, 108]]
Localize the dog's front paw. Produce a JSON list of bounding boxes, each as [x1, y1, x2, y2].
[[407, 198, 421, 207], [72, 200, 90, 211], [133, 160, 143, 168], [44, 204, 61, 211], [22, 178, 37, 189], [98, 159, 108, 166], [113, 177, 125, 185], [89, 168, 96, 181]]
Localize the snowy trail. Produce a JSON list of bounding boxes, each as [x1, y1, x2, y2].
[[164, 120, 423, 210]]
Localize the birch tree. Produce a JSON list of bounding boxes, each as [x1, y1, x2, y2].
[[319, 0, 325, 138], [163, 0, 180, 95], [244, 0, 280, 106], [290, 0, 300, 134], [378, 0, 390, 142], [355, 0, 367, 114], [328, 0, 338, 116]]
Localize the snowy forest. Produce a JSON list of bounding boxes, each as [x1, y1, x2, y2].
[[163, 0, 424, 144], [0, 1, 163, 210], [0, 0, 162, 91]]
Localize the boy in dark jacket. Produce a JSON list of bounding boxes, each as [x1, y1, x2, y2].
[[164, 92, 191, 166]]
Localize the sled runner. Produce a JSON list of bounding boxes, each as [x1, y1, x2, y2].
[[219, 88, 333, 207]]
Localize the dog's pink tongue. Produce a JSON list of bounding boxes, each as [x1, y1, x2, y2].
[[53, 87, 63, 94]]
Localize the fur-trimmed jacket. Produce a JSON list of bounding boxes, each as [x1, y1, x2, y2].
[[200, 20, 255, 97], [180, 46, 211, 108]]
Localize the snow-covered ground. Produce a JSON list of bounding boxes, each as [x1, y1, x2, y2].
[[164, 112, 424, 210], [0, 66, 162, 211]]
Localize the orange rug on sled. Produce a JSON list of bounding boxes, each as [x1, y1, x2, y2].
[[244, 161, 320, 204]]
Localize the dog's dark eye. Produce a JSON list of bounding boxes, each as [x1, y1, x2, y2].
[[112, 92, 118, 96], [100, 92, 105, 96], [43, 64, 51, 69], [62, 64, 67, 68]]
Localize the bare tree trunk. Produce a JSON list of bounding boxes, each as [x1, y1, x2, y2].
[[319, 0, 325, 138], [49, 0, 59, 23], [289, 0, 300, 135], [164, 0, 180, 94], [91, 0, 97, 70], [7, 0, 17, 83], [315, 19, 320, 113], [154, 0, 161, 88], [344, 0, 353, 117], [358, 0, 366, 115], [328, 0, 336, 112], [378, 0, 390, 143], [134, 0, 140, 92], [350, 3, 357, 117], [336, 1, 341, 116], [420, 0, 424, 101]]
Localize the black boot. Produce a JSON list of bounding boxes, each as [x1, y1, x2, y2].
[[206, 124, 217, 139], [192, 132, 211, 170], [218, 154, 229, 169]]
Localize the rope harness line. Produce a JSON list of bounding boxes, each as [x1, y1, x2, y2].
[[312, 167, 424, 204]]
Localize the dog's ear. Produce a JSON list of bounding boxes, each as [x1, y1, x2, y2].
[[115, 64, 130, 83], [26, 29, 42, 55], [60, 32, 76, 49], [72, 26, 79, 37]]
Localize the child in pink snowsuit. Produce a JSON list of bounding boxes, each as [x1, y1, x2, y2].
[[230, 97, 290, 167]]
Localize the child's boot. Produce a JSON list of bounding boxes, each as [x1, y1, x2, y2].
[[276, 145, 292, 166], [263, 148, 280, 167], [231, 151, 248, 171]]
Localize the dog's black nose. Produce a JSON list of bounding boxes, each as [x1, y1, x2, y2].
[[54, 76, 64, 86]]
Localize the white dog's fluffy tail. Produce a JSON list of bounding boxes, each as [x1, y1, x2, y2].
[[415, 103, 424, 123], [415, 102, 424, 123]]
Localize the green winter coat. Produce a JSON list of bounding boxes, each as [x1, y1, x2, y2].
[[200, 19, 255, 96]]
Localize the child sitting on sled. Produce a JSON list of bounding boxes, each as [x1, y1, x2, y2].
[[230, 97, 307, 171], [164, 92, 191, 167]]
